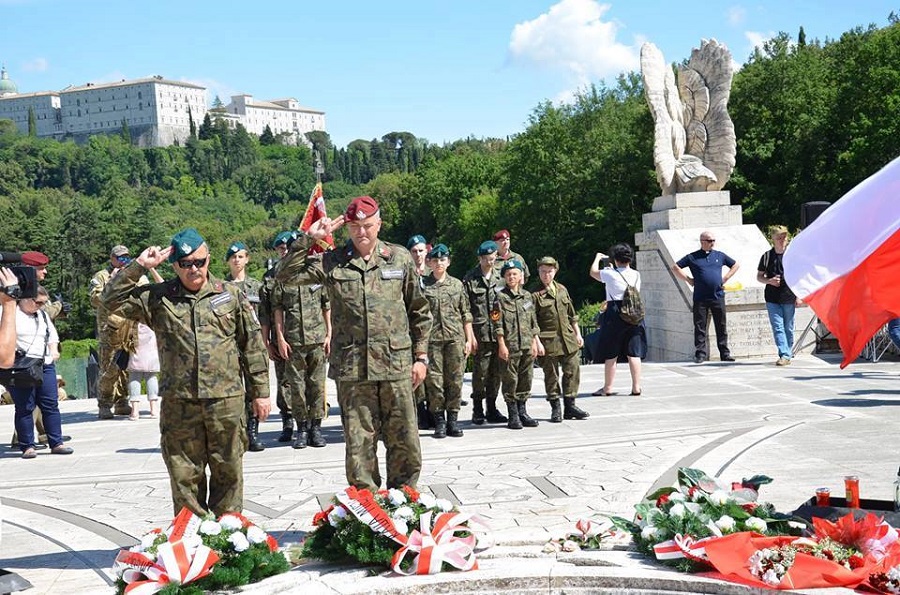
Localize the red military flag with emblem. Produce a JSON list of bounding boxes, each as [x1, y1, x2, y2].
[[299, 182, 334, 253]]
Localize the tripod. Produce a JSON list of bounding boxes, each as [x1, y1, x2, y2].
[[792, 314, 827, 356]]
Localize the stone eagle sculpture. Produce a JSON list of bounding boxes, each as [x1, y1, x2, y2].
[[640, 39, 736, 195]]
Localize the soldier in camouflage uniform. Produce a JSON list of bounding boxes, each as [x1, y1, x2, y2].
[[421, 244, 475, 439], [224, 241, 266, 452], [90, 245, 133, 418], [103, 228, 270, 516], [532, 256, 589, 423], [407, 234, 432, 430], [495, 259, 543, 430], [277, 196, 432, 491], [492, 229, 530, 285], [273, 264, 331, 449], [462, 241, 507, 426]]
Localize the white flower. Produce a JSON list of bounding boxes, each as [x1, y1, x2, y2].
[[684, 502, 702, 516], [246, 525, 267, 545], [435, 498, 453, 512], [393, 519, 409, 535], [668, 491, 685, 502], [219, 515, 243, 531], [139, 532, 159, 551], [327, 506, 347, 527], [542, 541, 561, 554], [393, 506, 414, 519], [715, 515, 736, 533], [228, 531, 250, 552], [562, 539, 580, 552], [640, 525, 659, 540], [668, 503, 686, 518], [199, 520, 222, 536], [418, 493, 437, 509], [388, 488, 407, 506], [745, 517, 768, 532], [762, 568, 781, 586], [708, 490, 730, 506]]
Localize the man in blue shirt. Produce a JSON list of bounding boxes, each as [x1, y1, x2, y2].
[[672, 231, 740, 363]]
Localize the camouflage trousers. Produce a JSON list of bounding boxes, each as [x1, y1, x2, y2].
[[282, 344, 327, 422], [160, 397, 247, 517], [425, 340, 465, 413], [337, 379, 422, 491], [538, 351, 581, 400], [501, 349, 534, 403], [97, 339, 128, 409], [271, 358, 291, 416], [471, 340, 501, 401]]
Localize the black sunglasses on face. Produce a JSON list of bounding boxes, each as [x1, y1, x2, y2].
[[177, 257, 208, 269]]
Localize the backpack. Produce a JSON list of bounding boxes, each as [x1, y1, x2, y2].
[[616, 269, 644, 325]]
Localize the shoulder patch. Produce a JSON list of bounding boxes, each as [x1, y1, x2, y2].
[[490, 307, 501, 322], [379, 245, 392, 259]]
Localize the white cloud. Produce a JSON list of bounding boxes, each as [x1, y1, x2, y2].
[[22, 57, 48, 72], [181, 77, 239, 106], [744, 30, 775, 53], [508, 0, 640, 84], [727, 6, 746, 26]]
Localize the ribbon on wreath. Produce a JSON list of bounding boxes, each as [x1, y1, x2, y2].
[[653, 533, 712, 563], [390, 511, 490, 575], [116, 539, 220, 594]]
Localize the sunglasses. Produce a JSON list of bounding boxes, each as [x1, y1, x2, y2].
[[701, 239, 716, 243], [177, 257, 208, 269], [32, 300, 48, 306]]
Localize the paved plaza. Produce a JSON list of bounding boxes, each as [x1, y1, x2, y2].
[[2, 353, 900, 594]]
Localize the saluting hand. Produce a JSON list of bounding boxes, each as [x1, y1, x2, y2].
[[137, 246, 173, 269], [307, 216, 345, 240]]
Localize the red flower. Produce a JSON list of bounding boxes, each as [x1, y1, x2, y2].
[[377, 490, 389, 498], [849, 554, 865, 569], [312, 505, 334, 526], [656, 494, 670, 507], [688, 486, 701, 499], [402, 485, 420, 502], [741, 503, 758, 512], [266, 534, 279, 553]]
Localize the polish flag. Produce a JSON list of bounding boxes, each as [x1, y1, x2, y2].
[[299, 182, 334, 253], [784, 155, 900, 368]]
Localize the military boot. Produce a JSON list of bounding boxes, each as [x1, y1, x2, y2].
[[471, 398, 485, 425], [446, 411, 464, 437], [506, 401, 522, 430], [563, 397, 590, 420], [114, 401, 132, 417], [247, 417, 266, 452], [485, 397, 508, 424], [278, 414, 294, 443], [308, 419, 326, 448], [98, 405, 114, 420], [517, 400, 539, 427], [549, 399, 563, 423], [292, 421, 309, 449], [433, 411, 447, 439]]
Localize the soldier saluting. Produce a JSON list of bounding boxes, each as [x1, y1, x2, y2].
[[103, 228, 271, 516], [277, 196, 432, 491]]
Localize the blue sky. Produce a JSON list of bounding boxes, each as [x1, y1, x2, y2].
[[1, 0, 897, 148]]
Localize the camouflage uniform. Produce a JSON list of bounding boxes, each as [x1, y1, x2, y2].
[[272, 279, 329, 445], [493, 250, 530, 284], [225, 273, 267, 449], [462, 265, 506, 423], [533, 281, 582, 420], [277, 236, 431, 491], [421, 274, 471, 415], [495, 286, 539, 403], [102, 262, 269, 516], [90, 267, 130, 415], [259, 268, 292, 436]]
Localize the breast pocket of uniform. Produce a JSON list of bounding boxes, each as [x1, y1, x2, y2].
[[330, 268, 360, 307], [208, 293, 237, 338], [157, 299, 192, 340]]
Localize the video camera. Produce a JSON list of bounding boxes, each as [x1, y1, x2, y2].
[[0, 252, 39, 300]]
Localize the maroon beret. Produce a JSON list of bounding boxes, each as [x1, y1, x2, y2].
[[21, 251, 49, 266], [345, 196, 380, 221], [493, 229, 510, 241]]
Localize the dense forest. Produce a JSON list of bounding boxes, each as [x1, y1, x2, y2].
[[1, 19, 899, 341]]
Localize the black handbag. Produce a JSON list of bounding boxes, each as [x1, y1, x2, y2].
[[0, 351, 44, 387], [113, 349, 130, 370]]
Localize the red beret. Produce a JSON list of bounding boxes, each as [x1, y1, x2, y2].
[[493, 229, 510, 241], [21, 251, 49, 266], [345, 196, 380, 221]]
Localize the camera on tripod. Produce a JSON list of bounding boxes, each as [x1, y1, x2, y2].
[[0, 252, 39, 300]]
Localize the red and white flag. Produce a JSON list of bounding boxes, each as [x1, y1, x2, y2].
[[299, 182, 334, 253], [784, 155, 900, 368]]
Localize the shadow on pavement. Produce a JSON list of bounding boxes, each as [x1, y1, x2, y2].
[[813, 397, 900, 408]]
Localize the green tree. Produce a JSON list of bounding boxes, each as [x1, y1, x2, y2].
[[259, 124, 276, 146], [27, 106, 37, 137]]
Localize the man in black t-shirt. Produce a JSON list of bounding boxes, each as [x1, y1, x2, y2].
[[756, 226, 798, 366]]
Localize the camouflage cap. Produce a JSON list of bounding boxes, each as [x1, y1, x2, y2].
[[407, 234, 427, 250], [110, 245, 130, 257], [345, 196, 380, 221], [428, 243, 450, 258], [225, 241, 248, 261], [536, 256, 558, 269], [500, 259, 524, 275], [477, 240, 498, 256], [168, 228, 205, 263]]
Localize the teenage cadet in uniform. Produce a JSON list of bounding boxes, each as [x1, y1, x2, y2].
[[277, 196, 432, 491], [224, 241, 266, 452], [421, 244, 475, 439], [407, 234, 432, 430], [532, 256, 589, 422], [90, 245, 133, 418], [273, 260, 331, 449], [495, 260, 543, 429], [103, 228, 270, 516], [462, 241, 507, 425], [492, 229, 530, 285]]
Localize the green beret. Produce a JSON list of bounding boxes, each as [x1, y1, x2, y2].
[[225, 241, 248, 261], [428, 243, 450, 258], [168, 228, 205, 263], [272, 231, 298, 248], [500, 259, 524, 275], [407, 235, 427, 250], [536, 256, 558, 269], [477, 240, 498, 256]]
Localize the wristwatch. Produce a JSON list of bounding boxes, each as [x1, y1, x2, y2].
[[414, 355, 429, 367]]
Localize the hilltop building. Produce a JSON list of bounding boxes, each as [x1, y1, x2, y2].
[[0, 66, 326, 147]]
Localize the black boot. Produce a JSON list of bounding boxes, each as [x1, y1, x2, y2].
[[549, 399, 563, 423], [446, 411, 464, 437], [308, 419, 326, 448], [292, 421, 308, 449], [517, 400, 539, 427], [278, 414, 294, 443], [417, 401, 434, 430], [471, 398, 485, 425], [485, 397, 508, 424], [247, 417, 265, 452], [433, 410, 447, 439], [563, 397, 590, 420], [506, 401, 522, 430]]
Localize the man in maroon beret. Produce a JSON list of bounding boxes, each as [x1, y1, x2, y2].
[[21, 251, 68, 320], [492, 229, 530, 284]]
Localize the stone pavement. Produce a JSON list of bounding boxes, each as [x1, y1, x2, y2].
[[2, 353, 900, 594]]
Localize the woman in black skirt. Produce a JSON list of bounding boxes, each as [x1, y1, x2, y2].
[[589, 243, 647, 396]]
